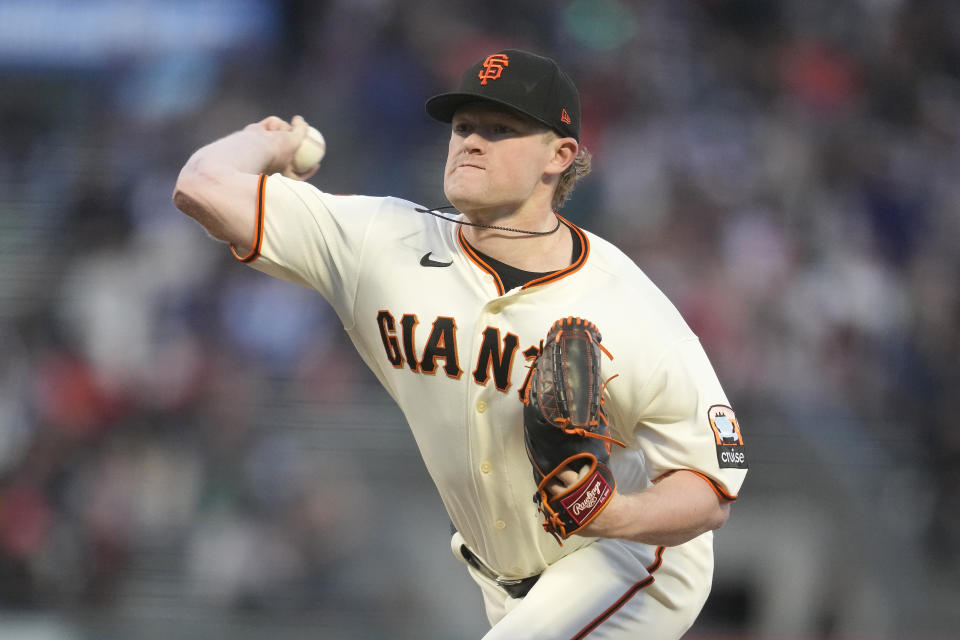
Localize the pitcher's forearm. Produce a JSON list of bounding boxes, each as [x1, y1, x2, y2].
[[569, 470, 731, 546], [172, 116, 311, 249], [181, 128, 287, 178]]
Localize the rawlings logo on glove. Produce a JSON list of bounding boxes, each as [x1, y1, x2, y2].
[[521, 317, 625, 544]]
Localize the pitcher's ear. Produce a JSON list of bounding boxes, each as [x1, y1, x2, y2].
[[545, 137, 578, 176]]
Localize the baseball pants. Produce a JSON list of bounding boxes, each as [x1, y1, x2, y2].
[[451, 532, 714, 639]]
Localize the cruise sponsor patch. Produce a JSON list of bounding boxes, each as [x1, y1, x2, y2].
[[708, 405, 748, 469]]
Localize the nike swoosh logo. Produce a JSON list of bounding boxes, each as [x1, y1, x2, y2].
[[420, 252, 453, 268]]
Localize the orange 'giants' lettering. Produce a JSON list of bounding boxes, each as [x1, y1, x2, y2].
[[473, 327, 519, 391], [377, 311, 543, 392], [400, 314, 420, 371], [376, 310, 403, 368], [419, 317, 462, 378], [517, 345, 541, 401]]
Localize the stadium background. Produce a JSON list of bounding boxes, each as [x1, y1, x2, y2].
[[0, 0, 959, 638]]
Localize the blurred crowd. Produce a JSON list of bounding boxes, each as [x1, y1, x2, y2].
[[0, 0, 958, 637]]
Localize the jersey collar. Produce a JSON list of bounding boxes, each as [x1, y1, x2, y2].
[[457, 215, 590, 296]]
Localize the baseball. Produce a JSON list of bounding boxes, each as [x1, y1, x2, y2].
[[293, 125, 326, 172]]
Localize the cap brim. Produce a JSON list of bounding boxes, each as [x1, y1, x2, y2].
[[425, 91, 555, 132]]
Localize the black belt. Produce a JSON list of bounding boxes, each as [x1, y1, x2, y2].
[[459, 544, 541, 599]]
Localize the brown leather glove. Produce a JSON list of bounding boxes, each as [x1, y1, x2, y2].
[[521, 317, 625, 543]]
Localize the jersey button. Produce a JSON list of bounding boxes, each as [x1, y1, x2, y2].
[[480, 461, 492, 474], [494, 519, 506, 530], [476, 400, 488, 413]]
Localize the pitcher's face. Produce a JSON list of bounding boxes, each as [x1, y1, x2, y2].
[[443, 103, 556, 216]]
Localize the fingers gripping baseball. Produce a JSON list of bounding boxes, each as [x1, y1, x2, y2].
[[522, 317, 625, 544], [255, 115, 293, 131], [289, 116, 326, 177], [245, 115, 324, 180]]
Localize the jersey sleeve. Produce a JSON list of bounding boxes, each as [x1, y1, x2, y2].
[[232, 173, 380, 328], [613, 338, 748, 501]]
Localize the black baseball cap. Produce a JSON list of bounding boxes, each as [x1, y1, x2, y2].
[[425, 49, 581, 141]]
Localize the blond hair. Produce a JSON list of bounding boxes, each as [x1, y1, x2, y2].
[[553, 147, 592, 210]]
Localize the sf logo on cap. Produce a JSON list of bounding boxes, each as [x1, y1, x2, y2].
[[478, 53, 509, 85]]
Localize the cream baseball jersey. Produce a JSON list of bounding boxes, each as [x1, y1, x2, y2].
[[234, 173, 748, 581]]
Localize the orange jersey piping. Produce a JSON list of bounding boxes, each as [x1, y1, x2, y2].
[[231, 173, 267, 263], [521, 216, 590, 288], [654, 469, 739, 502], [458, 231, 505, 295], [456, 215, 590, 296]]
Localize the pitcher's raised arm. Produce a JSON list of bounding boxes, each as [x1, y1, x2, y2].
[[172, 115, 318, 255]]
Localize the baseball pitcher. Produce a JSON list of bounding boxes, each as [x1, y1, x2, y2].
[[173, 49, 748, 639]]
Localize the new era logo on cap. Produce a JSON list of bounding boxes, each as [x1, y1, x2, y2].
[[425, 49, 581, 141]]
